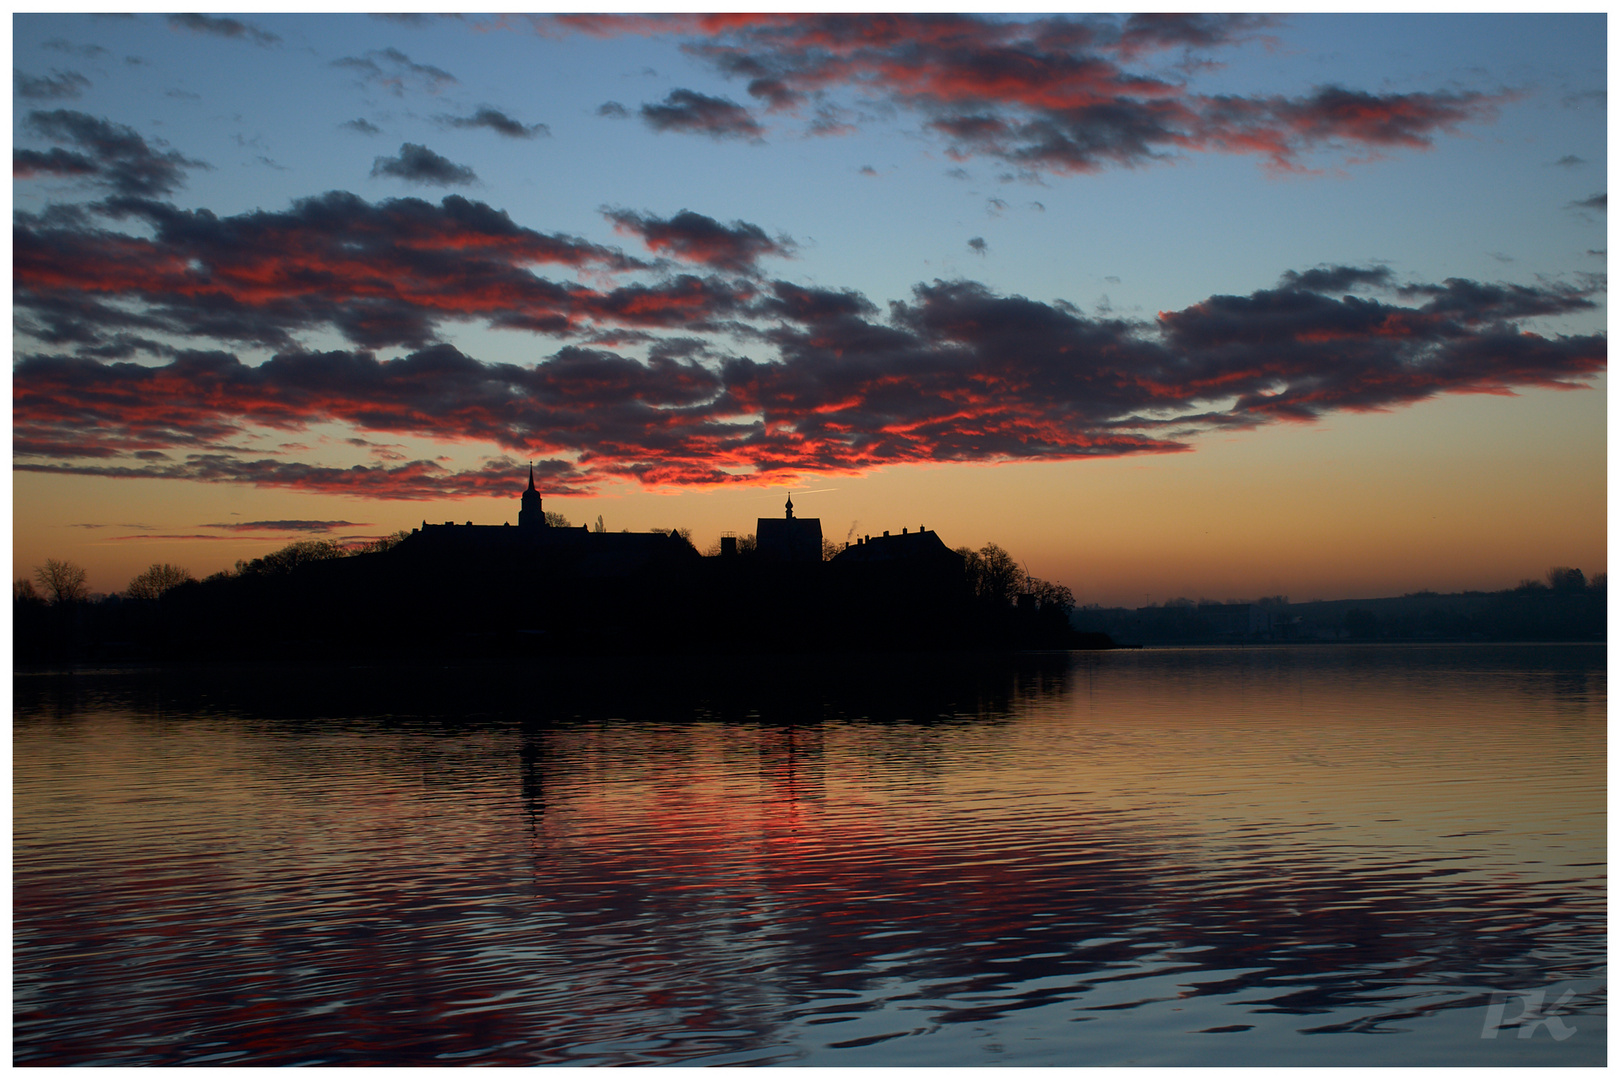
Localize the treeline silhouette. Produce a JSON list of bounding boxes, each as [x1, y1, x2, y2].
[[1074, 567, 1606, 646], [15, 533, 1104, 664]]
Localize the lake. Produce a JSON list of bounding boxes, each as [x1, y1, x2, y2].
[[13, 644, 1605, 1066]]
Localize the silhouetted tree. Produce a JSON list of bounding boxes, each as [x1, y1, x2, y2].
[[544, 510, 571, 528], [126, 562, 194, 600], [1547, 566, 1587, 592], [821, 537, 842, 561], [353, 531, 410, 555], [14, 579, 41, 604], [958, 542, 1022, 607], [34, 559, 88, 605], [1026, 576, 1076, 616], [958, 542, 1074, 617], [593, 515, 605, 534], [235, 539, 345, 576]]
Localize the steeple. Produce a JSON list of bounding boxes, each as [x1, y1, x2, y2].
[[785, 493, 794, 520], [519, 461, 543, 530]]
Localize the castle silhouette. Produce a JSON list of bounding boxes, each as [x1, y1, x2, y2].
[[407, 465, 959, 574]]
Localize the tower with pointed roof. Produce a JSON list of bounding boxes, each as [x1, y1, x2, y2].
[[519, 463, 545, 531], [756, 491, 821, 562]]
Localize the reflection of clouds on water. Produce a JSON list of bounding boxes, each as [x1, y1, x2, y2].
[[12, 645, 1605, 1066]]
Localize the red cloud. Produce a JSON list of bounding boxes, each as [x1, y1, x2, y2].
[[14, 194, 753, 350], [549, 14, 1504, 174], [15, 260, 1604, 499]]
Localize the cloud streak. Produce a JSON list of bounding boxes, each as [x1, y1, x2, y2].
[[15, 68, 90, 100], [439, 107, 550, 139], [604, 208, 794, 272], [198, 520, 371, 533], [168, 14, 280, 47], [14, 109, 209, 196], [333, 48, 457, 96]]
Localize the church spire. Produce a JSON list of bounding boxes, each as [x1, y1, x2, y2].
[[520, 461, 543, 530], [785, 492, 794, 520]]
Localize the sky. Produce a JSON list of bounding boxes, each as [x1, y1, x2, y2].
[[11, 12, 1608, 606]]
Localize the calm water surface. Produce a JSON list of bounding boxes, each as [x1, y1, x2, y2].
[[13, 645, 1606, 1065]]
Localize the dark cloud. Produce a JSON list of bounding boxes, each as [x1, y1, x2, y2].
[[597, 101, 629, 118], [439, 107, 550, 139], [594, 14, 1505, 174], [11, 191, 741, 351], [1552, 154, 1586, 168], [1278, 265, 1393, 293], [199, 520, 369, 533], [43, 39, 109, 58], [13, 146, 101, 180], [371, 142, 478, 186], [604, 208, 794, 271], [15, 109, 208, 196], [1114, 13, 1277, 56], [641, 88, 764, 139], [343, 118, 382, 135], [1569, 192, 1606, 211], [15, 68, 90, 100], [967, 237, 988, 255], [805, 104, 856, 137], [14, 251, 1604, 493], [333, 48, 457, 96], [168, 13, 280, 47], [746, 77, 802, 110]]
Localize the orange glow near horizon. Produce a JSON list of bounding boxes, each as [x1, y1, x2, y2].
[[13, 379, 1604, 608]]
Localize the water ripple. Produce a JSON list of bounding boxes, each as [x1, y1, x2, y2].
[[13, 645, 1606, 1066]]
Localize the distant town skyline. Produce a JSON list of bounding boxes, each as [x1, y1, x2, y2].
[[12, 13, 1607, 606]]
